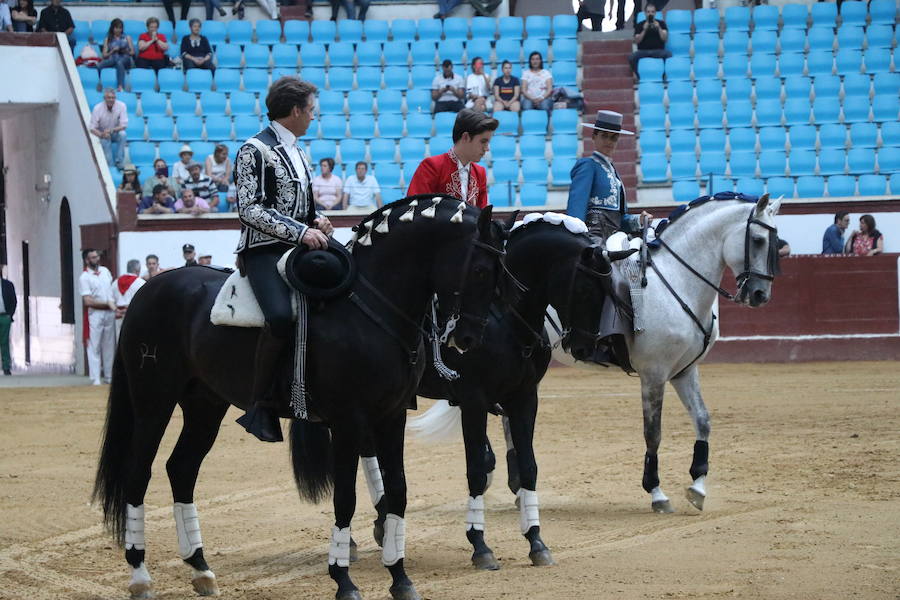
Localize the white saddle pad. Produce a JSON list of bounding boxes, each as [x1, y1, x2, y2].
[[210, 250, 297, 328]]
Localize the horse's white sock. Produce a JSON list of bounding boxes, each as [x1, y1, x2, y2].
[[381, 514, 406, 566], [466, 495, 485, 531], [173, 503, 203, 560], [690, 475, 707, 496], [517, 489, 540, 534], [362, 456, 384, 506], [650, 487, 669, 503], [329, 526, 352, 567], [129, 562, 152, 587]]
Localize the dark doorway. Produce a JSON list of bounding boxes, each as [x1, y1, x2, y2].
[[59, 198, 75, 324], [21, 240, 30, 365], [0, 158, 6, 266]]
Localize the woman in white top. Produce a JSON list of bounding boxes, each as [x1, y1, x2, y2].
[[205, 144, 234, 211], [520, 51, 554, 113], [312, 158, 344, 210], [464, 56, 493, 113]]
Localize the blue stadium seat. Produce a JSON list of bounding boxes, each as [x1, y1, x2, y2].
[[129, 69, 156, 94], [128, 141, 156, 165], [356, 67, 382, 91], [843, 97, 872, 123], [494, 38, 521, 65], [667, 81, 693, 104], [766, 176, 795, 198], [665, 10, 693, 34], [693, 9, 720, 32], [640, 154, 668, 182], [433, 111, 455, 135], [492, 160, 519, 183], [724, 30, 750, 54], [725, 6, 751, 31], [375, 162, 402, 188], [697, 101, 724, 129], [521, 111, 548, 135], [865, 25, 895, 49], [639, 82, 665, 106], [118, 91, 137, 113], [755, 100, 783, 127], [338, 19, 363, 43], [519, 135, 546, 159], [363, 20, 389, 43], [319, 91, 345, 115], [752, 4, 779, 31], [881, 121, 900, 147], [176, 115, 203, 141], [692, 55, 719, 79], [84, 88, 102, 109], [383, 41, 409, 65], [848, 147, 876, 172], [157, 70, 183, 93], [169, 90, 196, 116], [370, 138, 396, 163], [778, 53, 806, 78], [807, 27, 835, 52], [241, 69, 268, 94], [788, 149, 818, 176], [669, 129, 696, 153], [73, 20, 90, 43], [784, 77, 811, 101], [827, 175, 856, 196], [708, 175, 734, 193], [311, 20, 337, 43], [729, 150, 758, 178], [488, 183, 514, 206], [439, 17, 467, 41], [758, 150, 787, 178], [318, 115, 347, 139], [309, 140, 336, 164], [523, 38, 549, 64], [98, 68, 119, 91], [638, 58, 665, 82], [518, 183, 546, 207], [722, 54, 748, 79], [353, 42, 381, 67], [779, 29, 806, 54], [212, 69, 240, 94], [818, 148, 847, 175], [373, 89, 400, 114], [840, 1, 867, 26], [301, 43, 326, 67], [272, 44, 299, 69], [837, 26, 865, 51], [549, 109, 578, 135], [255, 20, 281, 45], [670, 152, 698, 180], [215, 44, 243, 70], [796, 175, 825, 197], [863, 48, 893, 73], [429, 135, 452, 155], [393, 138, 421, 163], [693, 33, 719, 56], [667, 34, 692, 56], [873, 73, 900, 98], [553, 61, 578, 87], [284, 20, 309, 44], [810, 2, 837, 27], [750, 53, 777, 78], [551, 134, 578, 157], [700, 150, 727, 175], [438, 40, 465, 65], [672, 180, 701, 203], [735, 177, 764, 196], [497, 16, 523, 40], [807, 52, 834, 76], [227, 20, 252, 45], [551, 157, 577, 186], [205, 115, 233, 141], [469, 16, 495, 40], [781, 4, 810, 28], [410, 65, 435, 89], [869, 0, 899, 23], [405, 88, 432, 114], [812, 97, 840, 124], [465, 39, 492, 65], [836, 49, 864, 74], [729, 128, 756, 152], [348, 114, 375, 138], [749, 30, 775, 55], [406, 113, 432, 138], [495, 112, 518, 136], [244, 44, 270, 69], [146, 115, 174, 141], [521, 158, 548, 184], [525, 15, 551, 40], [328, 42, 355, 67], [391, 19, 416, 42], [90, 20, 110, 44], [339, 139, 366, 164], [665, 57, 692, 81], [667, 102, 694, 129], [328, 67, 354, 91], [726, 101, 753, 128], [819, 124, 847, 148], [858, 174, 887, 195], [639, 130, 667, 155], [812, 74, 841, 99], [789, 125, 817, 150], [697, 78, 724, 103], [126, 118, 146, 141], [417, 19, 443, 42], [382, 66, 409, 90], [759, 127, 787, 151], [879, 148, 900, 173], [229, 91, 257, 115]]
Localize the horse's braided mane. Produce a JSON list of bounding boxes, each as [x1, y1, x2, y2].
[[507, 217, 591, 246], [352, 194, 468, 231], [655, 192, 758, 240]]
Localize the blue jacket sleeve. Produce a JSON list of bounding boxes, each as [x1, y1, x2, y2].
[[822, 226, 842, 254], [566, 159, 592, 221]]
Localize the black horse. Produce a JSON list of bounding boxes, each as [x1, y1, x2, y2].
[[372, 217, 633, 570], [93, 196, 506, 600]]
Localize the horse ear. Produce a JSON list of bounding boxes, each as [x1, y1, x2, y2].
[[581, 245, 596, 264], [477, 204, 494, 239], [503, 210, 520, 232], [767, 195, 783, 216], [755, 193, 770, 215]]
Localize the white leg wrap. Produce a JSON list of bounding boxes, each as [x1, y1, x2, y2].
[[691, 475, 707, 497], [173, 502, 203, 560], [125, 504, 145, 551], [466, 495, 485, 531], [362, 456, 385, 506], [650, 487, 669, 503], [381, 514, 406, 566], [130, 562, 152, 586], [329, 526, 352, 568], [516, 489, 540, 534]]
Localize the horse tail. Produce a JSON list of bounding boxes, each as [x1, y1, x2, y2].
[[406, 400, 462, 444], [289, 419, 334, 503], [91, 352, 132, 546]]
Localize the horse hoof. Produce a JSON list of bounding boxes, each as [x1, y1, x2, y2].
[[349, 538, 359, 563], [373, 523, 384, 548], [192, 574, 220, 596], [529, 549, 555, 567], [652, 499, 676, 514], [128, 582, 154, 599], [337, 590, 364, 600], [686, 487, 706, 511], [471, 551, 500, 570], [389, 583, 421, 600]]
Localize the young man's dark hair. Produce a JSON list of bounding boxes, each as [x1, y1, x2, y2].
[[265, 77, 318, 121], [834, 210, 849, 224], [355, 161, 368, 170], [319, 157, 335, 171], [82, 248, 96, 261], [153, 183, 166, 197], [527, 51, 544, 70], [501, 59, 511, 68], [451, 109, 499, 144], [146, 254, 158, 262]]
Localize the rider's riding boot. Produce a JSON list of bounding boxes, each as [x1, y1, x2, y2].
[[236, 326, 286, 442]]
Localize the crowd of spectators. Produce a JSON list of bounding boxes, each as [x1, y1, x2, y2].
[[822, 211, 885, 256]]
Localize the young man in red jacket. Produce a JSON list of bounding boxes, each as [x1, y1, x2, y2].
[[407, 109, 498, 208]]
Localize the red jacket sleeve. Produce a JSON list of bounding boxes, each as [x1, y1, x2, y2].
[[406, 156, 440, 197], [474, 164, 488, 209]]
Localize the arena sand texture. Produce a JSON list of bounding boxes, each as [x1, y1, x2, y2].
[[0, 362, 897, 599]]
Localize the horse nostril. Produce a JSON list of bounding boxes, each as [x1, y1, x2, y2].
[[752, 289, 767, 305], [460, 335, 475, 349]]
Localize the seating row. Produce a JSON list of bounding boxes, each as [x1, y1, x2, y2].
[[672, 173, 898, 202]]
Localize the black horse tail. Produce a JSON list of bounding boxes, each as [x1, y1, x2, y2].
[[91, 352, 132, 546], [289, 419, 334, 503]]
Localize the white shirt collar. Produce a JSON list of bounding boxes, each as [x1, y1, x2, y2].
[[270, 120, 298, 148], [593, 150, 613, 163]]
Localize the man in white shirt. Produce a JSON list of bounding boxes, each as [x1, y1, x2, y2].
[[342, 162, 381, 212], [432, 59, 465, 114], [89, 88, 129, 170], [110, 259, 146, 339], [79, 248, 115, 385]]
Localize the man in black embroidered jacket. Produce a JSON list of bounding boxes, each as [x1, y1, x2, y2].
[[234, 77, 333, 442]]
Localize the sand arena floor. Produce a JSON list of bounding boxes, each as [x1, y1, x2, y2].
[[0, 362, 897, 600]]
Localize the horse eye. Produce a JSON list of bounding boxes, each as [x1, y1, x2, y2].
[[752, 236, 766, 245]]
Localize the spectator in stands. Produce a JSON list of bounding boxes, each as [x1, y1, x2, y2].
[[204, 0, 227, 20], [173, 145, 194, 185], [162, 0, 190, 36], [433, 59, 466, 114], [576, 0, 604, 32], [465, 57, 493, 114], [97, 19, 135, 92], [143, 254, 163, 280], [312, 157, 344, 210], [175, 187, 211, 216], [135, 17, 170, 72], [0, 3, 13, 32], [205, 144, 233, 209], [89, 89, 128, 171], [180, 19, 214, 72], [142, 158, 180, 199], [521, 52, 554, 113], [139, 184, 176, 214], [845, 214, 884, 256], [36, 0, 75, 51], [11, 0, 37, 32], [118, 165, 142, 195], [434, 0, 462, 19], [183, 162, 219, 210], [342, 162, 381, 211], [330, 0, 370, 21], [183, 243, 198, 266], [822, 210, 850, 254], [629, 3, 670, 79], [492, 60, 521, 113]]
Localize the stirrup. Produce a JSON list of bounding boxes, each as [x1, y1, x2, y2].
[[236, 404, 283, 443]]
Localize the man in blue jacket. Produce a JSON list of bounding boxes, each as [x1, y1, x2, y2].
[[567, 110, 650, 239], [822, 211, 849, 254]]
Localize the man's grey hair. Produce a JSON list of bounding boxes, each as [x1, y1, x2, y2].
[[126, 259, 141, 274], [103, 88, 116, 96]]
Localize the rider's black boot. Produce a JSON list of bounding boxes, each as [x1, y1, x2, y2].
[[236, 326, 286, 442]]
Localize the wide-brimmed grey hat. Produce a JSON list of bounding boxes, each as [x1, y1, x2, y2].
[[582, 110, 635, 135]]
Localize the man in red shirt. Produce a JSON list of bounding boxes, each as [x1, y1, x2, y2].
[[135, 17, 169, 72], [406, 109, 497, 208]]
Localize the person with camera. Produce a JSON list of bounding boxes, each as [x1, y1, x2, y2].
[[432, 59, 466, 114], [629, 3, 671, 80]]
